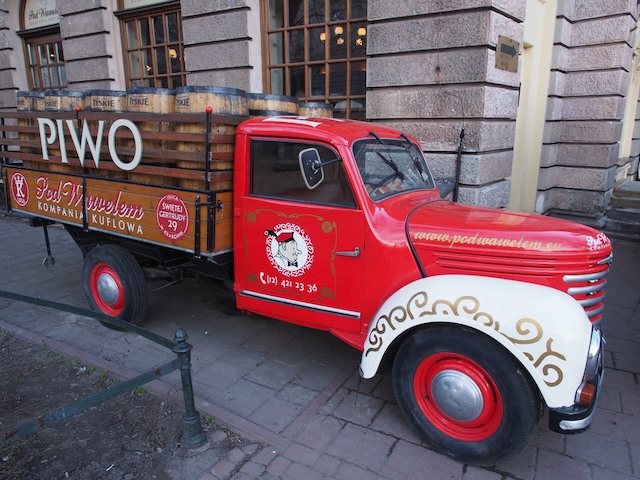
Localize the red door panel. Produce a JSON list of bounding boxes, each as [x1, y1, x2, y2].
[[237, 197, 363, 332]]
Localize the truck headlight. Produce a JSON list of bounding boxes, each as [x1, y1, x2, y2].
[[584, 327, 602, 382], [574, 326, 603, 406]]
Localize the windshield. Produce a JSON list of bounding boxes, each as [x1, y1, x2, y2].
[[352, 137, 435, 200]]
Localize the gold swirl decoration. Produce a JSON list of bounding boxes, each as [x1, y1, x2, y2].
[[365, 292, 565, 387], [501, 318, 543, 345]]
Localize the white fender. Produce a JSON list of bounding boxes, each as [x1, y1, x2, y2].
[[360, 275, 592, 409]]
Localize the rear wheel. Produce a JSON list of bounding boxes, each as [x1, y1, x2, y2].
[[392, 326, 540, 466], [82, 244, 148, 328]]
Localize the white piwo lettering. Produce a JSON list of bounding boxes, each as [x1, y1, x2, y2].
[[37, 117, 142, 171], [108, 119, 142, 171]]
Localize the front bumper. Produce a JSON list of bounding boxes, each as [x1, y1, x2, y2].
[[548, 335, 605, 434]]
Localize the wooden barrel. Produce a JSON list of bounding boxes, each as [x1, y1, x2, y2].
[[44, 90, 85, 112], [175, 86, 248, 190], [175, 85, 248, 116], [247, 93, 298, 117], [16, 91, 44, 164], [85, 90, 127, 112], [126, 87, 175, 114], [126, 87, 176, 185], [17, 91, 44, 111], [298, 101, 333, 118]]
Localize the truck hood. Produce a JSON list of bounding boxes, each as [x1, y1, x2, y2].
[[407, 200, 610, 255], [401, 199, 612, 324]]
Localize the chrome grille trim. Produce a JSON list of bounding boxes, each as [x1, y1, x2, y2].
[[598, 253, 614, 265], [563, 270, 609, 283], [578, 293, 605, 308], [561, 251, 611, 323], [584, 304, 604, 319], [567, 279, 607, 296]]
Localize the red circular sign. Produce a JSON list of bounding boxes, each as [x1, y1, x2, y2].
[[11, 172, 29, 207], [156, 194, 189, 240]]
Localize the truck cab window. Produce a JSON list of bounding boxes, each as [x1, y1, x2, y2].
[[250, 139, 356, 208], [353, 138, 435, 201]]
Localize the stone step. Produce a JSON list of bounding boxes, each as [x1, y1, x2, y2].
[[602, 218, 640, 239], [610, 180, 640, 209], [606, 206, 640, 222], [613, 180, 640, 199], [603, 204, 640, 240], [610, 195, 640, 209]]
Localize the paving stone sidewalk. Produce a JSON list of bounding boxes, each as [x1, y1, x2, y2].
[[0, 213, 639, 480]]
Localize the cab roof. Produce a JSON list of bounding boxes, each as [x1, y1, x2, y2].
[[235, 116, 414, 147]]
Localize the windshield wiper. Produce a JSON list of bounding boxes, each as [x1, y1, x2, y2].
[[400, 133, 424, 174], [368, 131, 404, 181]]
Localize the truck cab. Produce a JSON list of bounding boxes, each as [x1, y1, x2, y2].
[[233, 117, 432, 345]]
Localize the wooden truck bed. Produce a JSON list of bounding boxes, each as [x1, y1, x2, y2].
[[0, 110, 244, 256]]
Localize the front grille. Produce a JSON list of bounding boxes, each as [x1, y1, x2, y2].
[[432, 250, 558, 280], [429, 249, 613, 324], [563, 252, 612, 324]]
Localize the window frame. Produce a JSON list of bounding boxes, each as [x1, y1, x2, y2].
[[250, 138, 358, 209], [116, 1, 185, 89], [261, 0, 368, 119], [17, 0, 65, 93], [20, 31, 66, 91]]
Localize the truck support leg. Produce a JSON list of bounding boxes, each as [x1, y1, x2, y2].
[[42, 223, 56, 268], [27, 218, 57, 268]]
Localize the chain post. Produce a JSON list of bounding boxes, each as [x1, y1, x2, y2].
[[173, 328, 207, 449]]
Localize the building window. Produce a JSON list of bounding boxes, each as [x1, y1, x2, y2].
[[24, 33, 66, 91], [120, 6, 185, 88], [263, 0, 367, 119], [19, 0, 65, 91]]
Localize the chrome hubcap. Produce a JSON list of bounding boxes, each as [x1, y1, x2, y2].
[[97, 272, 119, 306], [431, 370, 484, 422]]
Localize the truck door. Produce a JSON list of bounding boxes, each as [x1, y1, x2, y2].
[[236, 138, 363, 333]]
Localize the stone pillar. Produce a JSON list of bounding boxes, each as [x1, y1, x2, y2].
[[182, 0, 259, 91], [536, 0, 637, 217], [367, 1, 525, 208], [0, 0, 32, 110], [58, 0, 119, 90], [0, 2, 17, 110]]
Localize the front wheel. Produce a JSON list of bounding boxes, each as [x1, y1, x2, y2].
[[392, 326, 540, 466], [82, 244, 148, 328]]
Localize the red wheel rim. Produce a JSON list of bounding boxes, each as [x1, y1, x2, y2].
[[89, 262, 125, 316], [414, 352, 503, 442]]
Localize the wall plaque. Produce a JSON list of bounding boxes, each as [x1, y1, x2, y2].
[[496, 35, 519, 73]]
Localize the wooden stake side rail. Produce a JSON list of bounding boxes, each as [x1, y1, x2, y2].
[[2, 110, 247, 124], [0, 110, 240, 256], [0, 110, 244, 174]]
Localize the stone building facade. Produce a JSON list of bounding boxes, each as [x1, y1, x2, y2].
[[1, 0, 639, 220]]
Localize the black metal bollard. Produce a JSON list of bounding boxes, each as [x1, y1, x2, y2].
[[173, 328, 207, 449]]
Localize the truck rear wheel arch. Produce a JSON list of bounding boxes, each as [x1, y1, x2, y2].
[[391, 325, 541, 466], [82, 244, 148, 328]]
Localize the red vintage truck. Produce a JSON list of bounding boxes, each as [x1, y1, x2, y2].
[[0, 95, 611, 466]]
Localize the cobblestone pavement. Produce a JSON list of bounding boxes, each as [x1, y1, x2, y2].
[[0, 213, 639, 480]]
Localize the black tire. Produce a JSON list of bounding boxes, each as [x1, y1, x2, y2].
[[82, 244, 148, 328], [392, 326, 540, 466]]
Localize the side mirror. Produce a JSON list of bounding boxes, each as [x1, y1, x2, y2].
[[299, 148, 324, 189]]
